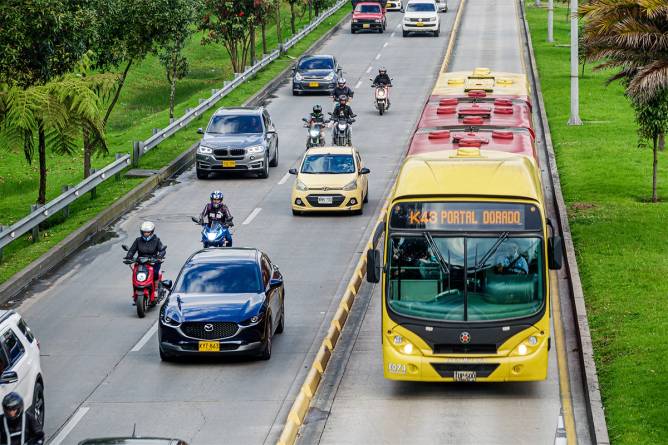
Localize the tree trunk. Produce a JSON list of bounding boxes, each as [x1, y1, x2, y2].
[[261, 19, 268, 54], [83, 128, 92, 178], [103, 59, 133, 127], [659, 132, 665, 151], [276, 0, 283, 47], [37, 122, 47, 205], [308, 0, 312, 21], [169, 74, 177, 121], [652, 135, 659, 203], [290, 2, 296, 34], [250, 22, 256, 65]]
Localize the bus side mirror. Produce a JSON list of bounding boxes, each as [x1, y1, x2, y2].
[[367, 249, 381, 283], [548, 235, 563, 270]]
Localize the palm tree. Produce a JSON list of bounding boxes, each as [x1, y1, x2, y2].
[[0, 76, 107, 204], [579, 0, 668, 201]]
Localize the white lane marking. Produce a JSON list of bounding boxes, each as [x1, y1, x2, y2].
[[396, 23, 401, 29], [243, 207, 262, 225], [355, 80, 362, 89], [554, 413, 567, 445], [366, 66, 372, 73], [391, 31, 396, 37], [131, 321, 158, 352], [278, 172, 291, 185], [375, 53, 381, 60], [51, 406, 90, 445], [383, 42, 389, 48]]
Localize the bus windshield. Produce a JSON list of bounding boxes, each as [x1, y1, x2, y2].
[[387, 234, 544, 322]]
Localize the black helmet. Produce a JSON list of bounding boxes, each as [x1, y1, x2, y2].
[[379, 66, 387, 74], [338, 95, 348, 103], [312, 104, 322, 114], [2, 393, 23, 420], [210, 190, 224, 209]]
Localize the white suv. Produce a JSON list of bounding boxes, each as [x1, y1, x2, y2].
[[0, 311, 44, 427], [402, 0, 440, 37]]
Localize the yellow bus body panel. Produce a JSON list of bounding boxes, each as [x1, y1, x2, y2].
[[432, 68, 530, 98]]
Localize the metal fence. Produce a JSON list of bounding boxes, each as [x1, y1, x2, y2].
[[0, 0, 348, 257]]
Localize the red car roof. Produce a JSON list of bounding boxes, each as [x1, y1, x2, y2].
[[417, 101, 534, 134]]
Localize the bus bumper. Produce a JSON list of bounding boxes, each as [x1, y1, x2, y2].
[[382, 340, 549, 382]]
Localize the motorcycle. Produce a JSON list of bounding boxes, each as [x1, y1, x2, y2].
[[328, 112, 355, 146], [370, 78, 393, 115], [191, 216, 233, 247], [121, 245, 168, 318], [302, 117, 327, 148]]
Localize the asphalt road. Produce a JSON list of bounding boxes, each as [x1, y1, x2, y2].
[[303, 1, 568, 444], [12, 9, 456, 445]]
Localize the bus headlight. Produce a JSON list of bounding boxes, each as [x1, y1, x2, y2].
[[512, 334, 541, 356], [403, 343, 414, 354], [390, 334, 419, 355], [518, 344, 528, 356]]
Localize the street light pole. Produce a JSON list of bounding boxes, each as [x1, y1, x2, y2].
[[568, 0, 582, 125], [547, 0, 554, 43]]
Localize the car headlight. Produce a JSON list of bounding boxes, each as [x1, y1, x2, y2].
[[162, 308, 182, 327], [343, 179, 357, 191], [295, 72, 303, 81], [197, 145, 213, 155], [324, 72, 335, 81], [296, 179, 308, 191], [374, 19, 382, 23], [353, 19, 358, 23], [429, 17, 437, 22], [512, 334, 541, 356], [240, 312, 265, 326], [247, 145, 264, 154]]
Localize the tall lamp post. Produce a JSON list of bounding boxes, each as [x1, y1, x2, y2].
[[547, 0, 554, 43], [568, 0, 582, 125]]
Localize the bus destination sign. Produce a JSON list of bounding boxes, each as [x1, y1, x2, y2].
[[389, 202, 542, 231]]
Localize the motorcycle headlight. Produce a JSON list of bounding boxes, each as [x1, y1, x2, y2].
[[162, 308, 182, 327], [197, 145, 213, 155], [377, 89, 386, 98], [309, 129, 320, 137], [247, 145, 264, 154], [343, 179, 357, 191], [206, 232, 217, 241], [296, 179, 308, 191], [338, 123, 347, 131], [136, 272, 147, 282], [295, 72, 303, 81], [324, 72, 335, 81]]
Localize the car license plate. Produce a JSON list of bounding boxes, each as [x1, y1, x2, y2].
[[198, 341, 220, 352], [453, 370, 476, 382], [308, 82, 320, 87], [416, 22, 424, 27], [222, 160, 236, 168], [363, 24, 370, 29], [317, 196, 333, 204]]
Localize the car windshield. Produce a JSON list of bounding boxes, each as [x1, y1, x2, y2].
[[406, 3, 436, 12], [387, 235, 544, 322], [175, 261, 262, 294], [355, 4, 381, 12], [301, 154, 356, 174], [298, 57, 334, 70], [207, 115, 263, 134]]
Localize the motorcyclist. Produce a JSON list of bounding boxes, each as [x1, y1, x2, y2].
[[332, 78, 354, 102], [124, 221, 166, 289], [372, 66, 393, 108], [199, 190, 234, 246], [332, 95, 356, 146], [0, 393, 44, 445], [305, 105, 327, 146]]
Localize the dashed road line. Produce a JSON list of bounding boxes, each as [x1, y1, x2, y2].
[[366, 66, 372, 73], [51, 406, 90, 445], [131, 321, 158, 352], [383, 42, 389, 47], [391, 31, 396, 37], [243, 207, 262, 225], [375, 53, 381, 60], [278, 172, 291, 185], [355, 80, 362, 89]]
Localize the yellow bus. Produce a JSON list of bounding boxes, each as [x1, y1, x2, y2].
[[367, 148, 562, 382]]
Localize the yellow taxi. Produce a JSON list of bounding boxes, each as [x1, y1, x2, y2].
[[289, 146, 370, 215]]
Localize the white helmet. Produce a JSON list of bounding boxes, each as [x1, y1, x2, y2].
[[140, 221, 155, 239]]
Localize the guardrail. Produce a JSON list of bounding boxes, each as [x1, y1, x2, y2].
[[0, 0, 348, 260]]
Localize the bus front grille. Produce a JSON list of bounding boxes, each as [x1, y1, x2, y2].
[[430, 363, 499, 378]]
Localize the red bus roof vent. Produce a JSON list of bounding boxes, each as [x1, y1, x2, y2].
[[462, 116, 485, 125], [428, 130, 451, 140], [494, 98, 513, 106], [493, 106, 514, 115], [458, 136, 487, 148], [491, 130, 514, 140], [436, 106, 457, 115], [467, 90, 487, 98], [439, 98, 458, 106]]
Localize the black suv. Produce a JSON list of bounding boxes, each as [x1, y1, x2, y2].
[[196, 107, 279, 179]]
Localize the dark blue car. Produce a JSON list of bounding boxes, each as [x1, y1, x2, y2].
[[158, 248, 285, 361]]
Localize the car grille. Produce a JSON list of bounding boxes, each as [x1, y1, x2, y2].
[[430, 363, 500, 378], [181, 322, 238, 340], [409, 18, 428, 22], [306, 194, 346, 207], [213, 148, 245, 159]]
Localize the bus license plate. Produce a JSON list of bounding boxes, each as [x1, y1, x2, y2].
[[198, 341, 220, 352], [222, 160, 236, 168], [318, 196, 333, 204], [309, 82, 320, 87], [453, 370, 476, 382]]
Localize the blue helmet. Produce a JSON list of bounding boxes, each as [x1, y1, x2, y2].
[[210, 190, 224, 209]]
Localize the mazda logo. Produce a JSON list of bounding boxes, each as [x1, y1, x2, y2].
[[204, 324, 214, 332], [459, 331, 471, 344]]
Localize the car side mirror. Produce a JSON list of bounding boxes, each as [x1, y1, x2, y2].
[[359, 167, 370, 174], [367, 249, 381, 283], [197, 128, 204, 134], [288, 168, 298, 175], [548, 235, 563, 270], [121, 244, 129, 251], [161, 280, 173, 290], [269, 277, 283, 290], [0, 371, 18, 385]]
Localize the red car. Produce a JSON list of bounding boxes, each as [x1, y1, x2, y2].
[[351, 1, 387, 33]]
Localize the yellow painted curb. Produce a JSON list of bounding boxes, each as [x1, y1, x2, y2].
[[324, 324, 341, 351], [313, 346, 331, 374], [302, 367, 322, 398], [331, 306, 349, 331], [288, 391, 310, 426], [277, 418, 300, 445]]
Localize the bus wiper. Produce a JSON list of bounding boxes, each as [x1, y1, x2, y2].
[[424, 232, 450, 278], [469, 231, 509, 272]]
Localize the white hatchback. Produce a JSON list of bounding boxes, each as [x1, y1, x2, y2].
[[0, 311, 44, 427], [402, 0, 440, 37]]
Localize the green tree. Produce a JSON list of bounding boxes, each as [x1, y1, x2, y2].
[[634, 94, 668, 202], [156, 0, 202, 122]]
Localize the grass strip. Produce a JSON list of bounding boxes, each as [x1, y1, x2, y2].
[[0, 5, 350, 285], [526, 5, 668, 444]]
